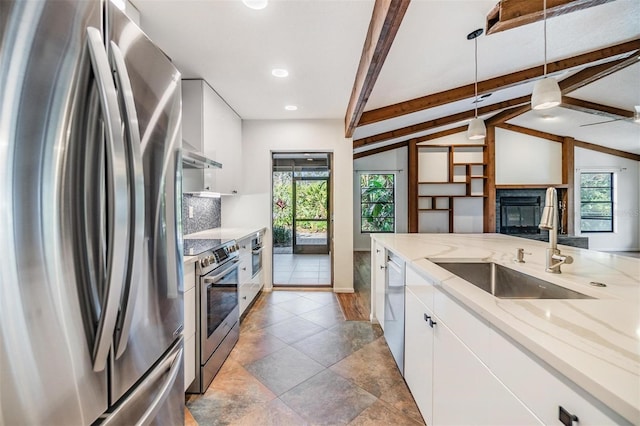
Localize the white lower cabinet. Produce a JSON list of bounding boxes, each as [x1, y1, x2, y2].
[[183, 263, 197, 391], [404, 263, 626, 426], [372, 240, 386, 328], [184, 333, 195, 392], [404, 287, 434, 425], [432, 315, 541, 426], [238, 235, 263, 318], [489, 330, 630, 425]]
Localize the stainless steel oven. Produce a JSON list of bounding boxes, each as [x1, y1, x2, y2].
[[251, 234, 263, 277], [188, 240, 240, 394]]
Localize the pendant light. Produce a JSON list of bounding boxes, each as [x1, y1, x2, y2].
[[467, 28, 486, 140], [531, 0, 561, 110]]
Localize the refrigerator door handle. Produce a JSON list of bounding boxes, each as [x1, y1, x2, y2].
[[101, 340, 184, 426], [86, 27, 129, 372], [109, 40, 146, 359]]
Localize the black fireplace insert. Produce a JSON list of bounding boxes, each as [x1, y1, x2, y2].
[[500, 196, 541, 234]]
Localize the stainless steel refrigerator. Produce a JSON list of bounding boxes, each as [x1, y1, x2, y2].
[[0, 1, 184, 424]]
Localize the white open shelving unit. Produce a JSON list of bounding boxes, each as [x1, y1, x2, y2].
[[417, 144, 486, 233]]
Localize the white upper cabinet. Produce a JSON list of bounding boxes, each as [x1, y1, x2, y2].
[[182, 79, 242, 194]]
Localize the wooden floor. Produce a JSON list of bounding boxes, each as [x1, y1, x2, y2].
[[337, 251, 371, 321]]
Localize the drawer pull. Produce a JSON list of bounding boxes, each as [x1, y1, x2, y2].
[[423, 313, 431, 322], [559, 406, 578, 426], [428, 318, 437, 328]]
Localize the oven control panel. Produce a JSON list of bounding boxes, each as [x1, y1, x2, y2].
[[199, 242, 239, 270]]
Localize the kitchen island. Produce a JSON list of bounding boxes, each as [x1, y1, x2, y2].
[[371, 233, 639, 425]]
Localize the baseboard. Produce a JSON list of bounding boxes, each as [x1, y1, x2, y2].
[[333, 288, 355, 294]]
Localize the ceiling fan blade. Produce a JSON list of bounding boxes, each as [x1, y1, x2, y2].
[[579, 117, 625, 127]]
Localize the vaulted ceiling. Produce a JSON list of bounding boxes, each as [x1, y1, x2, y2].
[[133, 0, 639, 155]]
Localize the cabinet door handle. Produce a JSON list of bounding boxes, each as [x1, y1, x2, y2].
[[380, 265, 386, 270], [558, 406, 578, 426], [242, 296, 247, 300], [429, 317, 437, 328], [376, 249, 380, 253], [423, 313, 431, 322]]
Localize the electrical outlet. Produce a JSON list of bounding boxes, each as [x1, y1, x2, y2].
[[188, 205, 194, 218]]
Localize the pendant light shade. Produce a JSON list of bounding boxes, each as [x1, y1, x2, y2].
[[531, 77, 561, 110], [467, 118, 486, 140], [467, 28, 485, 141], [531, 0, 561, 110]]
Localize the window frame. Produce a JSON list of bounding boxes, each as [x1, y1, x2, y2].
[[360, 173, 396, 233], [579, 171, 614, 233]]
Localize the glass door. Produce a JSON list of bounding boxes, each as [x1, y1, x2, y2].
[[293, 178, 329, 254]]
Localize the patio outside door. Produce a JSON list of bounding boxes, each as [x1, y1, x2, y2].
[[294, 177, 329, 254]]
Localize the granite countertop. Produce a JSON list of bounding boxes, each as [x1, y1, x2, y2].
[[183, 226, 267, 266], [372, 233, 640, 424]]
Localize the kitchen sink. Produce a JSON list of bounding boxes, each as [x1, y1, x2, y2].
[[432, 261, 593, 299]]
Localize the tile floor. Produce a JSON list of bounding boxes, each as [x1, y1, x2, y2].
[[185, 290, 425, 426], [273, 254, 332, 286]]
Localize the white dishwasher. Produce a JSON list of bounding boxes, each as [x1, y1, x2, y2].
[[384, 251, 405, 375]]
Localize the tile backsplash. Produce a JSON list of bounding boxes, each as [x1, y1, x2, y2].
[[182, 194, 221, 235]]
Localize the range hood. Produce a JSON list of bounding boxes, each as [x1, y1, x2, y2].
[[182, 140, 222, 169], [182, 140, 222, 197]]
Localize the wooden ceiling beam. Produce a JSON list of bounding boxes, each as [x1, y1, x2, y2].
[[558, 52, 640, 93], [486, 0, 615, 35], [357, 38, 640, 127], [344, 0, 411, 138], [496, 123, 565, 143], [561, 97, 635, 119], [353, 96, 530, 148], [414, 126, 468, 143], [353, 140, 408, 159], [485, 103, 532, 125], [574, 139, 640, 161], [483, 55, 639, 126]]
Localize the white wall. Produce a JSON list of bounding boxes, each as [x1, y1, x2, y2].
[[574, 147, 640, 251], [495, 128, 563, 185], [353, 147, 408, 251], [222, 119, 354, 293]]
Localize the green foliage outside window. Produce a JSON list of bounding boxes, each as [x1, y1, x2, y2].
[[272, 172, 328, 246], [361, 174, 395, 233], [580, 172, 613, 232]]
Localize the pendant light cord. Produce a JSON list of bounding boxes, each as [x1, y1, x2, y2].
[[543, 0, 547, 76], [474, 35, 478, 118]]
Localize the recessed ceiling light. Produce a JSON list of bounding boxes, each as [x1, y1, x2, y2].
[[242, 0, 268, 10], [271, 68, 289, 78], [285, 105, 298, 111]]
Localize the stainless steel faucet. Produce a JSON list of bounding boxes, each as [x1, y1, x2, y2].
[[539, 187, 573, 273]]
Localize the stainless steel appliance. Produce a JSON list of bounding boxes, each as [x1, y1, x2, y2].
[[384, 252, 405, 375], [186, 239, 240, 394], [0, 1, 184, 424], [251, 233, 264, 277]]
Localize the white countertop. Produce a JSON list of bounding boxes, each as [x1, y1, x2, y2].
[[372, 233, 640, 424], [183, 226, 267, 266]]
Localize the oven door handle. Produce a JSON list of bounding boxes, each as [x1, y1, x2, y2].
[[203, 259, 240, 283]]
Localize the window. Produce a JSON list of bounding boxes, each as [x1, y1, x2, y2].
[[360, 174, 395, 233], [580, 172, 613, 232]]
